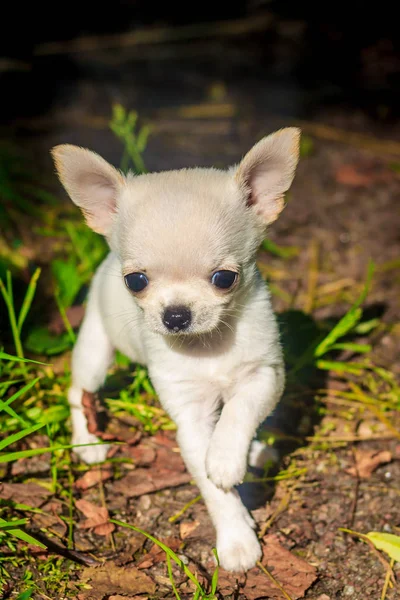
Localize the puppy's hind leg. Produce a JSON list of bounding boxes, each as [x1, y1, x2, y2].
[[68, 291, 114, 464]]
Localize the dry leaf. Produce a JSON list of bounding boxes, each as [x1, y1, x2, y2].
[[109, 596, 147, 600], [136, 537, 181, 569], [335, 161, 393, 187], [82, 391, 108, 436], [127, 443, 156, 466], [154, 445, 186, 473], [180, 520, 200, 539], [0, 482, 52, 508], [79, 562, 155, 599], [75, 466, 113, 490], [218, 534, 317, 600], [76, 498, 115, 536], [346, 449, 392, 478], [113, 467, 191, 497]]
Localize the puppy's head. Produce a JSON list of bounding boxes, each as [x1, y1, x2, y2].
[[52, 128, 300, 336]]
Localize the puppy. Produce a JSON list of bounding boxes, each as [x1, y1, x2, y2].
[[52, 128, 300, 572]]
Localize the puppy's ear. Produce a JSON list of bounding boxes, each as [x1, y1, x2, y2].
[[235, 127, 300, 225], [51, 145, 125, 235]]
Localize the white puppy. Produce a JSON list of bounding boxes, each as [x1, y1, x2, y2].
[[52, 128, 300, 572]]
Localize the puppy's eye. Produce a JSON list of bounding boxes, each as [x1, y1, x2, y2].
[[211, 270, 238, 289], [124, 272, 149, 292]]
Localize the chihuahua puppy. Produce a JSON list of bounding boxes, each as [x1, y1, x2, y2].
[[52, 127, 300, 572]]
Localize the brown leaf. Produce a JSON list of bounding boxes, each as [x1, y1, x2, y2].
[[75, 466, 113, 490], [136, 537, 181, 569], [76, 498, 115, 536], [346, 449, 392, 478], [109, 596, 147, 600], [218, 534, 317, 600], [179, 520, 200, 539], [127, 443, 156, 466], [113, 467, 191, 498], [82, 391, 108, 436], [49, 305, 85, 334], [79, 562, 155, 599], [335, 164, 374, 187], [335, 161, 393, 187], [154, 445, 186, 473], [0, 482, 52, 508]]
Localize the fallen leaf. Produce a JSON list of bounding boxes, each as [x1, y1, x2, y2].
[[335, 161, 393, 187], [0, 482, 52, 508], [136, 537, 181, 569], [113, 537, 145, 566], [75, 466, 113, 490], [113, 467, 191, 497], [153, 431, 178, 448], [127, 443, 156, 466], [366, 531, 400, 562], [218, 534, 317, 600], [78, 562, 155, 600], [76, 498, 115, 536], [82, 391, 108, 436], [346, 449, 392, 478], [109, 596, 147, 600], [48, 305, 85, 334], [179, 520, 200, 539], [154, 445, 186, 473]]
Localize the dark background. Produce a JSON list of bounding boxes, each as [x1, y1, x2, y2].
[[1, 0, 399, 144]]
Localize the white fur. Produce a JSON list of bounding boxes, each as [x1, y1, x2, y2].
[[52, 128, 300, 572]]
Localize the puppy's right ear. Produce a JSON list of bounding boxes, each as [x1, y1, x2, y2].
[[51, 145, 125, 235]]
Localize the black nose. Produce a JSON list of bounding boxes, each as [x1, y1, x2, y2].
[[163, 306, 191, 332]]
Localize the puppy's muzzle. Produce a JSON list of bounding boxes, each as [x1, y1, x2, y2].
[[163, 306, 191, 332]]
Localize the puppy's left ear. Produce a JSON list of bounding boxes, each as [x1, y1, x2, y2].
[[235, 127, 300, 225]]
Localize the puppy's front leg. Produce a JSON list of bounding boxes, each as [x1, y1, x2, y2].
[[206, 364, 284, 491], [158, 385, 262, 572]]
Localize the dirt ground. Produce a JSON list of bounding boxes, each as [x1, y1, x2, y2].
[[1, 12, 400, 600]]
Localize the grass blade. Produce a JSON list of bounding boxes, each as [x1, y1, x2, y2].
[[166, 553, 181, 600], [0, 441, 109, 463], [0, 517, 46, 548], [0, 518, 28, 529], [314, 261, 374, 358], [17, 268, 41, 333], [111, 519, 205, 595], [0, 422, 45, 452], [0, 351, 47, 365]]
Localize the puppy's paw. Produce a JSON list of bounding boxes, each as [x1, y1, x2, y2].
[[72, 433, 109, 464], [217, 522, 262, 572], [205, 438, 247, 490]]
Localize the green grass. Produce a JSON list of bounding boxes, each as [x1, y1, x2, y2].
[[0, 106, 399, 598]]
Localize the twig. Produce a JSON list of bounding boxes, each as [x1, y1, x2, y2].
[[381, 558, 395, 600], [98, 471, 116, 552], [168, 495, 202, 523], [34, 14, 274, 56], [304, 239, 319, 314], [257, 561, 294, 600], [339, 528, 396, 584], [347, 447, 360, 529], [259, 489, 293, 538], [297, 121, 400, 159], [306, 434, 397, 443]]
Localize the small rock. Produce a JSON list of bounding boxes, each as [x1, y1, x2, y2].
[[139, 495, 151, 510], [343, 585, 355, 596], [317, 595, 331, 600]]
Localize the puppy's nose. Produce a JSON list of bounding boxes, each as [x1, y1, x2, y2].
[[163, 306, 191, 332]]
